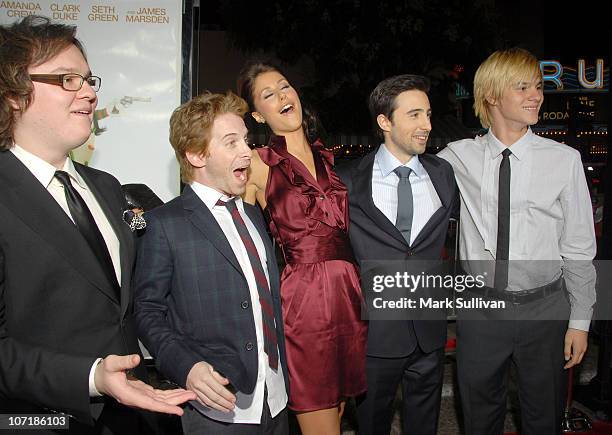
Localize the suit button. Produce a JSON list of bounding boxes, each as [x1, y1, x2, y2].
[[245, 342, 254, 351], [241, 300, 249, 309], [319, 194, 325, 200], [406, 250, 413, 257]]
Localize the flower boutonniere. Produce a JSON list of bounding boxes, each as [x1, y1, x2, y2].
[[122, 208, 147, 232]]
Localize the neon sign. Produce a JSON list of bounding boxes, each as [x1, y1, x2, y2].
[[540, 59, 609, 93]]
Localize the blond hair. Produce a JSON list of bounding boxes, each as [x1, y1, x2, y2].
[[473, 47, 542, 128], [169, 91, 248, 183]]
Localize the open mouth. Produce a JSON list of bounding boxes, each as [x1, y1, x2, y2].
[[233, 165, 249, 182], [280, 104, 294, 115]]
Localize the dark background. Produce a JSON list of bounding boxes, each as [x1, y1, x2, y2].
[[195, 0, 609, 135], [189, 0, 611, 257]]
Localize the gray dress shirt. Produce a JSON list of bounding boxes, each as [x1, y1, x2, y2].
[[438, 129, 596, 331]]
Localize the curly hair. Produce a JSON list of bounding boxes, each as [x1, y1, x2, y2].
[[0, 15, 86, 150], [169, 91, 248, 183]]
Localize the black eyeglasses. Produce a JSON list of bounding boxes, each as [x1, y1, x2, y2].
[[29, 73, 102, 92]]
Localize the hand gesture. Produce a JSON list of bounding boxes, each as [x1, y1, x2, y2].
[[94, 354, 196, 416]]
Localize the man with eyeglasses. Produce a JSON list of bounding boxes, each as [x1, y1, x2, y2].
[[29, 72, 103, 92], [0, 15, 195, 434]]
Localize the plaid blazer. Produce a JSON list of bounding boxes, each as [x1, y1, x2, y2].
[[133, 185, 288, 394]]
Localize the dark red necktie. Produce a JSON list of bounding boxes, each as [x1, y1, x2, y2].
[[217, 198, 279, 370]]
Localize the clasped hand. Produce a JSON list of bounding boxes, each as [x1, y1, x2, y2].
[[186, 361, 237, 413]]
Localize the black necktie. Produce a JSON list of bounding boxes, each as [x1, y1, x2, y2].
[[394, 166, 413, 245], [217, 198, 279, 370], [55, 171, 120, 297], [494, 149, 512, 290]]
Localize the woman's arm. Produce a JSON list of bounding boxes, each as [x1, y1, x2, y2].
[[244, 149, 269, 208]]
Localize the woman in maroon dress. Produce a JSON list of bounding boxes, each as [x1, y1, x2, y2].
[[238, 62, 367, 434]]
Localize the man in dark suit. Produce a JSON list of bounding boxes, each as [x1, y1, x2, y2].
[[0, 15, 195, 434], [336, 74, 458, 435], [133, 91, 289, 435]]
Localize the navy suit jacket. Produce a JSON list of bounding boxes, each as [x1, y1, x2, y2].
[[133, 185, 288, 394], [336, 150, 459, 357]]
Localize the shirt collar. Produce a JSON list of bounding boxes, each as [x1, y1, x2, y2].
[[190, 181, 245, 212], [487, 128, 533, 161], [10, 144, 87, 189], [375, 143, 425, 178]]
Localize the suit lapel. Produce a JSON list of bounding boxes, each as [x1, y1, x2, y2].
[[76, 164, 134, 313], [181, 185, 243, 275], [411, 155, 452, 247], [0, 151, 120, 304], [352, 150, 407, 247], [244, 205, 272, 258], [420, 155, 453, 209]]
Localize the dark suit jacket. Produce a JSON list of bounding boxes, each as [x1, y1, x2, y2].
[[336, 150, 459, 357], [0, 150, 142, 427], [133, 185, 288, 395]]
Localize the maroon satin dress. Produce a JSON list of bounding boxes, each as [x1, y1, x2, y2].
[[257, 135, 367, 411]]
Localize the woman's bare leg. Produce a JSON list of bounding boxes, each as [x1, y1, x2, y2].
[[296, 406, 342, 435]]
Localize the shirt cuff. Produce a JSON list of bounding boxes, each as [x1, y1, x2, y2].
[[568, 319, 591, 332], [569, 304, 593, 332], [89, 358, 104, 397]]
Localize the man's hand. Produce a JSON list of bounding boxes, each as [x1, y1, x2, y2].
[[94, 354, 196, 416], [186, 361, 236, 413], [564, 328, 588, 369]]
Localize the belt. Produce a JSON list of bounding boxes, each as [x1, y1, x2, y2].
[[467, 277, 564, 305], [282, 231, 355, 264]]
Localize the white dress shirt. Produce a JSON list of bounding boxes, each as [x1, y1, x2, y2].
[[190, 181, 287, 423], [372, 144, 442, 245], [10, 144, 122, 396], [438, 129, 596, 331]]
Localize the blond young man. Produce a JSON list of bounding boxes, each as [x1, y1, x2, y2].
[[438, 47, 595, 435]]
